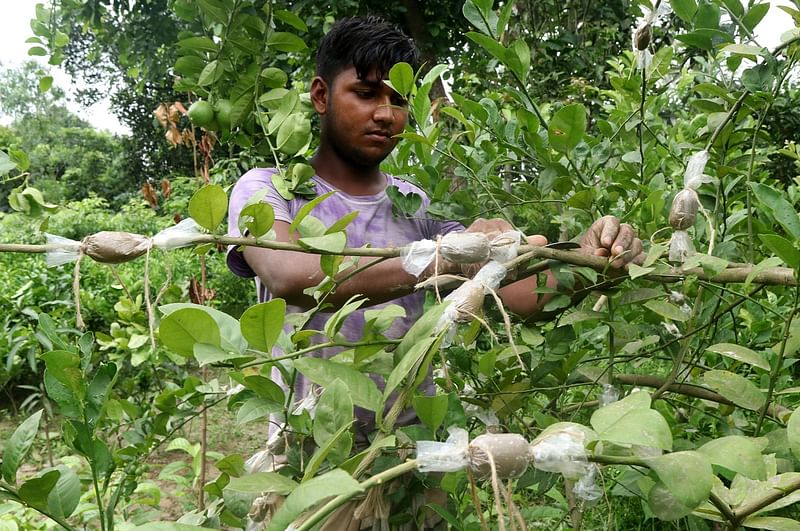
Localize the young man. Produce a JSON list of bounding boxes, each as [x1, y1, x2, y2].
[[227, 15, 641, 528]]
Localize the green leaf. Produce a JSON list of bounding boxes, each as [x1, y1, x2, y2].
[[506, 39, 531, 83], [548, 104, 586, 153], [462, 0, 498, 36], [236, 397, 282, 425], [324, 296, 366, 339], [197, 59, 224, 87], [2, 410, 43, 483], [412, 394, 449, 432], [312, 379, 353, 465], [304, 421, 355, 481], [696, 2, 721, 28], [628, 264, 655, 280], [671, 0, 698, 23], [0, 151, 17, 176], [590, 391, 672, 450], [364, 304, 406, 334], [644, 300, 690, 322], [240, 202, 275, 238], [294, 357, 382, 412], [41, 351, 85, 402], [38, 76, 53, 92], [46, 465, 80, 520], [706, 343, 770, 371], [703, 370, 766, 411], [178, 36, 218, 53], [644, 451, 713, 509], [85, 363, 117, 427], [742, 516, 800, 531], [267, 470, 362, 531], [384, 336, 438, 401], [759, 234, 800, 269], [787, 406, 800, 461], [18, 470, 60, 511], [240, 299, 286, 352], [159, 308, 221, 357], [193, 343, 240, 366], [222, 471, 298, 519], [289, 191, 336, 235], [267, 32, 308, 52], [243, 375, 285, 404], [261, 67, 289, 88], [742, 3, 770, 31], [465, 32, 507, 66], [388, 62, 414, 98], [160, 303, 246, 355], [298, 232, 346, 253], [274, 9, 308, 32], [698, 436, 766, 480], [188, 184, 228, 232], [276, 112, 311, 156]]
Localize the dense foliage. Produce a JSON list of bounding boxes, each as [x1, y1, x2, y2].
[[2, 0, 800, 530]]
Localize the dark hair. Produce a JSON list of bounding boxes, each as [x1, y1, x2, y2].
[[316, 16, 419, 84]]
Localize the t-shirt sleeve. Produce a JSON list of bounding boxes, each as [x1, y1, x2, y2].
[[226, 168, 292, 278]]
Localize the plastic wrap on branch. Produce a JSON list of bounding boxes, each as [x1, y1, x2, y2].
[[400, 231, 521, 277], [669, 150, 710, 263], [44, 218, 202, 267], [529, 425, 592, 480], [599, 384, 620, 407], [436, 260, 508, 344], [632, 2, 671, 70]]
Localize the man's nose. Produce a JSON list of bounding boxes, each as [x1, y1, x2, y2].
[[373, 98, 395, 124]]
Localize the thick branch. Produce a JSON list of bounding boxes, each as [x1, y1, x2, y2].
[[1, 236, 796, 286], [574, 373, 790, 420]]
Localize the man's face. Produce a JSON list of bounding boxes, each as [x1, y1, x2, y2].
[[318, 66, 409, 169]]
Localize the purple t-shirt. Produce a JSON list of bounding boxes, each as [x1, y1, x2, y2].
[[227, 168, 463, 441]]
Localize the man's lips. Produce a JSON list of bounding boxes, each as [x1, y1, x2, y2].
[[365, 130, 392, 142]]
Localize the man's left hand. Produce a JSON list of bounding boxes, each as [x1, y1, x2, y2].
[[579, 215, 644, 268]]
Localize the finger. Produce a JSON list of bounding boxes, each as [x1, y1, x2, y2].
[[611, 223, 635, 256], [594, 248, 610, 257], [599, 216, 620, 248], [526, 235, 548, 246]]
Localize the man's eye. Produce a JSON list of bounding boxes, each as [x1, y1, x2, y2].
[[356, 90, 374, 98], [392, 96, 409, 107]]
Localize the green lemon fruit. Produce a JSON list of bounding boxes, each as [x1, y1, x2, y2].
[[187, 100, 214, 127], [215, 99, 233, 130]]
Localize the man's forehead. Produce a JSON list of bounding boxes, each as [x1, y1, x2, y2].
[[337, 65, 391, 84]]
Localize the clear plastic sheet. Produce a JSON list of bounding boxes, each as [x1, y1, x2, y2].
[[684, 150, 711, 190], [416, 427, 470, 473], [599, 384, 620, 407], [529, 425, 591, 480], [573, 465, 603, 502], [45, 233, 82, 267], [669, 229, 696, 262]]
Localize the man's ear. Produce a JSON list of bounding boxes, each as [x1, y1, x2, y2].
[[310, 76, 328, 114]]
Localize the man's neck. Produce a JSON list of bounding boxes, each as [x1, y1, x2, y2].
[[309, 146, 386, 196]]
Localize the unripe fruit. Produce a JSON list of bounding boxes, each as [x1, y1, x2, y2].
[[187, 100, 214, 128], [215, 99, 233, 130]]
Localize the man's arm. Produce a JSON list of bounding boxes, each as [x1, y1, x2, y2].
[[468, 216, 643, 320], [243, 220, 450, 309]]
